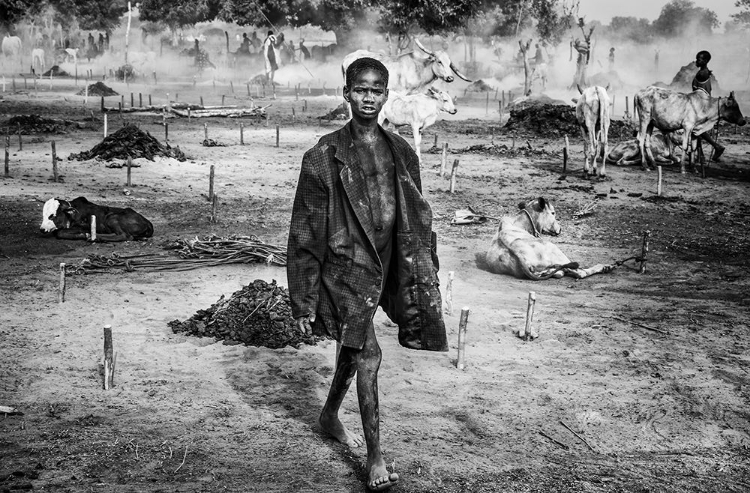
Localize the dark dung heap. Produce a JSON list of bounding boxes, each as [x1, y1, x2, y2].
[[67, 124, 187, 161]]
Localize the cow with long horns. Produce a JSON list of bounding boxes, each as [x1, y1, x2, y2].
[[341, 39, 472, 95]]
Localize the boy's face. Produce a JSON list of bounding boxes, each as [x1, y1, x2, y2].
[[696, 53, 708, 67], [344, 68, 388, 121]]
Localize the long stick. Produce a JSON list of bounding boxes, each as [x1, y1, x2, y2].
[[449, 159, 459, 193], [440, 142, 448, 176], [523, 291, 537, 341], [58, 263, 66, 303], [538, 430, 569, 450], [51, 141, 58, 182], [103, 325, 114, 390], [608, 315, 669, 335], [560, 420, 596, 452], [126, 156, 132, 187], [208, 164, 215, 201], [639, 230, 651, 274]]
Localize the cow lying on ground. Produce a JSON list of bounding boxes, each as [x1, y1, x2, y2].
[[635, 86, 746, 173], [40, 197, 153, 242], [378, 87, 457, 162], [576, 84, 611, 178], [485, 197, 615, 280], [607, 131, 680, 166]]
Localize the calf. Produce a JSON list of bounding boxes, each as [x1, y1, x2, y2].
[[485, 198, 615, 280], [635, 86, 746, 173], [40, 197, 153, 242], [576, 84, 611, 178], [607, 132, 679, 166], [378, 87, 457, 162]]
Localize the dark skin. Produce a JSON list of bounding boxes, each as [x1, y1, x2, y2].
[[295, 68, 399, 491], [692, 52, 724, 160]]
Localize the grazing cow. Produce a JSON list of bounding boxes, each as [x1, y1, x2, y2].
[[31, 48, 45, 74], [485, 198, 615, 280], [378, 88, 457, 162], [40, 197, 153, 242], [576, 84, 611, 178], [635, 86, 746, 173], [2, 35, 22, 68], [341, 38, 471, 95]]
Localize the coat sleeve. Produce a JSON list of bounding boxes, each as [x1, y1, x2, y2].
[[287, 149, 329, 319]]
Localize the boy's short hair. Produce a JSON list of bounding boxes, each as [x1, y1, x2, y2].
[[696, 50, 712, 62], [345, 57, 389, 88]]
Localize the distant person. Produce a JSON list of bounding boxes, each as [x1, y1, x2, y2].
[[263, 30, 284, 86], [250, 31, 261, 51], [299, 39, 310, 60], [534, 43, 545, 65], [692, 50, 724, 161], [239, 33, 250, 54], [654, 48, 660, 71], [608, 47, 615, 71]]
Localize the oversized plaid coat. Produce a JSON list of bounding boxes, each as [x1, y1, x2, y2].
[[287, 122, 448, 351]]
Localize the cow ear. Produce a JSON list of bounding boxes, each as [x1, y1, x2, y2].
[[577, 84, 583, 95], [605, 83, 610, 92], [730, 90, 735, 99], [538, 197, 547, 210], [518, 201, 526, 210]]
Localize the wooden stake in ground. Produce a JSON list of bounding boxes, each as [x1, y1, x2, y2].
[[444, 271, 454, 316], [440, 142, 448, 176], [103, 325, 114, 390], [90, 215, 97, 242], [204, 123, 208, 141], [148, 94, 152, 106], [51, 141, 58, 182], [639, 230, 651, 274], [522, 291, 537, 341], [457, 307, 470, 370], [563, 135, 570, 172], [200, 95, 204, 107], [126, 156, 132, 186], [58, 263, 66, 303], [433, 133, 438, 148], [240, 122, 244, 145], [103, 113, 108, 138], [222, 95, 225, 106], [164, 122, 168, 144], [208, 164, 215, 201], [276, 124, 280, 147], [657, 166, 663, 196], [4, 138, 10, 178], [449, 159, 459, 193], [211, 193, 218, 223]]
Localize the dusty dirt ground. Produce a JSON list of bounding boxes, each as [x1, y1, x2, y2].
[[1, 74, 750, 493]]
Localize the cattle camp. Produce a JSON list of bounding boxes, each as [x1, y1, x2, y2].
[[3, 1, 750, 491]]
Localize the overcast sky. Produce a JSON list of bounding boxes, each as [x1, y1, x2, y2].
[[577, 0, 739, 26]]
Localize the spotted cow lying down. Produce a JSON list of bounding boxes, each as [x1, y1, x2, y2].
[[40, 197, 153, 242], [485, 197, 615, 280]]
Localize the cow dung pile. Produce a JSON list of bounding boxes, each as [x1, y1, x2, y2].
[[168, 279, 329, 349], [322, 102, 348, 120], [4, 114, 76, 133], [68, 124, 187, 161], [504, 104, 635, 140], [42, 65, 70, 77], [77, 81, 118, 97]]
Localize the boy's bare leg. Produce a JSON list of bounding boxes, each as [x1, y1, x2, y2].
[[357, 322, 398, 491], [701, 132, 725, 160], [319, 345, 364, 448]]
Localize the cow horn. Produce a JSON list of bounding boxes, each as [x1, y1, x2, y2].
[[450, 62, 473, 82], [577, 84, 584, 95], [413, 38, 434, 57]]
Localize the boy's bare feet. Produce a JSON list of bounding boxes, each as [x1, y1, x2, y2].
[[367, 459, 399, 491], [319, 413, 364, 448]]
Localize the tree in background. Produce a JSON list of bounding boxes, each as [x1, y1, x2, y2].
[[607, 16, 653, 43], [140, 0, 220, 33], [732, 0, 750, 26], [530, 0, 577, 45], [652, 0, 718, 37]]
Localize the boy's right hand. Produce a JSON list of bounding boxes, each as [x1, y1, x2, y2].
[[295, 313, 315, 336]]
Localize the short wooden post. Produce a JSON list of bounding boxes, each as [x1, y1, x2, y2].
[[440, 143, 448, 176], [498, 100, 502, 116], [208, 164, 215, 201], [100, 95, 105, 112], [456, 307, 470, 370], [121, 94, 124, 109], [449, 159, 459, 193], [51, 141, 58, 182], [246, 82, 250, 96], [639, 230, 651, 274], [657, 166, 663, 196], [625, 95, 629, 118], [148, 94, 152, 106], [58, 263, 66, 303], [445, 271, 454, 316], [200, 95, 204, 107], [84, 83, 88, 105], [126, 156, 132, 186], [204, 123, 208, 141], [90, 215, 97, 241], [611, 94, 616, 116], [485, 91, 489, 115], [130, 92, 134, 107], [230, 81, 234, 93], [522, 292, 537, 341], [187, 107, 191, 121], [240, 123, 244, 145], [433, 134, 438, 148], [304, 99, 308, 112], [103, 113, 108, 138], [563, 135, 569, 172], [211, 193, 218, 223], [276, 124, 280, 147], [103, 325, 114, 390], [222, 94, 225, 106], [164, 122, 168, 143], [4, 138, 10, 178]]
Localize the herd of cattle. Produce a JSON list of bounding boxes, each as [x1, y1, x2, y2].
[[30, 38, 747, 282]]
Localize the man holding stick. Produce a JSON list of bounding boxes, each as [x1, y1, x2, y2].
[[287, 57, 448, 491]]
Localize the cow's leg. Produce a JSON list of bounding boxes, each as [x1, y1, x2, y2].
[[412, 124, 422, 163], [644, 124, 657, 171], [600, 120, 609, 178], [564, 263, 616, 279], [54, 228, 90, 240], [637, 112, 651, 171], [680, 128, 692, 174], [579, 125, 590, 177]]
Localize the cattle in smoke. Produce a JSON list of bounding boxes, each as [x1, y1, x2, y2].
[[31, 48, 45, 74], [40, 197, 153, 242], [485, 197, 615, 280], [635, 86, 746, 173], [607, 132, 679, 166], [341, 38, 471, 95], [379, 87, 457, 162], [2, 35, 22, 68], [575, 84, 611, 178]]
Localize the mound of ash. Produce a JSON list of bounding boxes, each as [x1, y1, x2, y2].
[[504, 104, 635, 139], [322, 102, 348, 120], [4, 114, 76, 133], [42, 65, 70, 77], [465, 79, 495, 92], [68, 124, 187, 161], [168, 279, 329, 349], [669, 61, 720, 92], [77, 81, 118, 96]]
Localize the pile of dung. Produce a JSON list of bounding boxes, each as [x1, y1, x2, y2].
[[77, 81, 118, 96], [68, 124, 187, 161], [322, 102, 348, 120], [465, 79, 495, 92], [4, 115, 75, 133], [504, 103, 635, 140], [168, 279, 329, 349], [42, 65, 70, 77], [669, 62, 720, 92]]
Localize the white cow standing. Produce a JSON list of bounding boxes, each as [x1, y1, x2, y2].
[[575, 84, 611, 178], [2, 35, 23, 69], [31, 48, 45, 74], [378, 87, 457, 162]]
